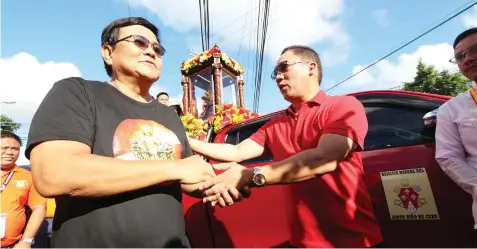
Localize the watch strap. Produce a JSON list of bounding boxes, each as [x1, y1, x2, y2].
[[20, 238, 34, 244]]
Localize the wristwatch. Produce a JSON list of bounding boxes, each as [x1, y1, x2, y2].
[[252, 167, 266, 187], [20, 237, 35, 245]]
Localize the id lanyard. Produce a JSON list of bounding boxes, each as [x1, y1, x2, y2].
[[470, 88, 477, 105], [0, 171, 14, 193]]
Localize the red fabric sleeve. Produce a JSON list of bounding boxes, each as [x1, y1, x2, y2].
[[321, 96, 368, 150]]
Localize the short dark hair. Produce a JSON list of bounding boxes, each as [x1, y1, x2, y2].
[[156, 92, 168, 98], [453, 28, 477, 48], [101, 17, 160, 77], [281, 45, 323, 85], [1, 130, 22, 146]]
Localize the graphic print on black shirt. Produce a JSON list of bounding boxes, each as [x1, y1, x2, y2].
[[113, 119, 183, 161], [113, 119, 183, 187], [25, 77, 192, 248]]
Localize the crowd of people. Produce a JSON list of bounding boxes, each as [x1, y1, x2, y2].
[[2, 16, 477, 248]]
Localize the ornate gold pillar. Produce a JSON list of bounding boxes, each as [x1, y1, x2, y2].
[[181, 75, 190, 114], [212, 53, 223, 108], [237, 76, 245, 108]]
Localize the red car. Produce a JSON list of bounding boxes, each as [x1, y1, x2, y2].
[[182, 90, 477, 248]]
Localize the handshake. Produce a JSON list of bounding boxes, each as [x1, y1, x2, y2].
[[179, 155, 255, 207]]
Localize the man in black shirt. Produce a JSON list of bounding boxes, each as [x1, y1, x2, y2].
[[25, 17, 229, 247]]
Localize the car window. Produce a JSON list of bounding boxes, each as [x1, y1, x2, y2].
[[224, 122, 274, 165], [225, 131, 238, 145], [364, 104, 436, 151], [223, 94, 442, 157]]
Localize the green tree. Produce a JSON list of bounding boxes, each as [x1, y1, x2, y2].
[[403, 59, 470, 96], [1, 114, 21, 132]]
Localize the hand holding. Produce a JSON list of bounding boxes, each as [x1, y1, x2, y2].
[[178, 155, 216, 184], [200, 162, 253, 207]]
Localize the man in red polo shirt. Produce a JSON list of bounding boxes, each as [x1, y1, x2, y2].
[[189, 45, 383, 248]]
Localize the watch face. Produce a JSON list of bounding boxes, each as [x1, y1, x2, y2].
[[254, 174, 266, 186]]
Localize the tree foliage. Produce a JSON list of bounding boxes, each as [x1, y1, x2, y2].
[[402, 59, 470, 96], [1, 114, 21, 132]]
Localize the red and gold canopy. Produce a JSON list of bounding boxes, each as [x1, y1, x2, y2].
[[180, 44, 245, 76]]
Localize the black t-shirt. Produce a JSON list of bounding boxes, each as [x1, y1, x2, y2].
[[25, 77, 193, 248]]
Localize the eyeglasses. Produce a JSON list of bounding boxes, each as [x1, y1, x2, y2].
[[113, 35, 166, 57], [450, 43, 477, 64], [271, 61, 309, 79]]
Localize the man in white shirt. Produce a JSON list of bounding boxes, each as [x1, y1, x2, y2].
[[435, 27, 477, 229]]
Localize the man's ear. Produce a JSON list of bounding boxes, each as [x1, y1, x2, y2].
[[309, 62, 317, 77], [101, 45, 113, 67]]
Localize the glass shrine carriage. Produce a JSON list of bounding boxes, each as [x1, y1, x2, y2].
[[179, 45, 258, 139]]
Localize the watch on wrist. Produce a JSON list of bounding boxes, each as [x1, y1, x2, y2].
[[20, 237, 34, 245], [252, 167, 266, 187]]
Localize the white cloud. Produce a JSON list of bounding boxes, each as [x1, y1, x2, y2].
[[168, 97, 183, 106], [0, 52, 82, 123], [149, 84, 166, 98], [338, 43, 458, 93], [0, 52, 81, 165], [371, 9, 390, 27], [127, 0, 349, 65], [462, 6, 477, 28]]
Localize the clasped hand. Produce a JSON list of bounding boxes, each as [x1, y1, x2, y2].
[[199, 162, 253, 207]]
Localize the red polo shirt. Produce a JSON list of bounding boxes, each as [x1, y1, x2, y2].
[[249, 90, 383, 248]]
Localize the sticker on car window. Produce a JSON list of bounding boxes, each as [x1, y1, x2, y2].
[[380, 168, 440, 220]]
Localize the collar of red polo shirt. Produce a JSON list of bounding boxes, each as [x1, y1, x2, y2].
[[286, 90, 327, 115]]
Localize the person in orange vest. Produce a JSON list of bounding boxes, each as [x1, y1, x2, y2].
[[1, 131, 46, 248]]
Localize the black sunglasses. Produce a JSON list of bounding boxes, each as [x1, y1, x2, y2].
[[113, 35, 166, 57], [271, 60, 309, 79]]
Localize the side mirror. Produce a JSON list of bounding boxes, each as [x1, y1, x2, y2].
[[423, 109, 438, 126], [421, 108, 439, 143]]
